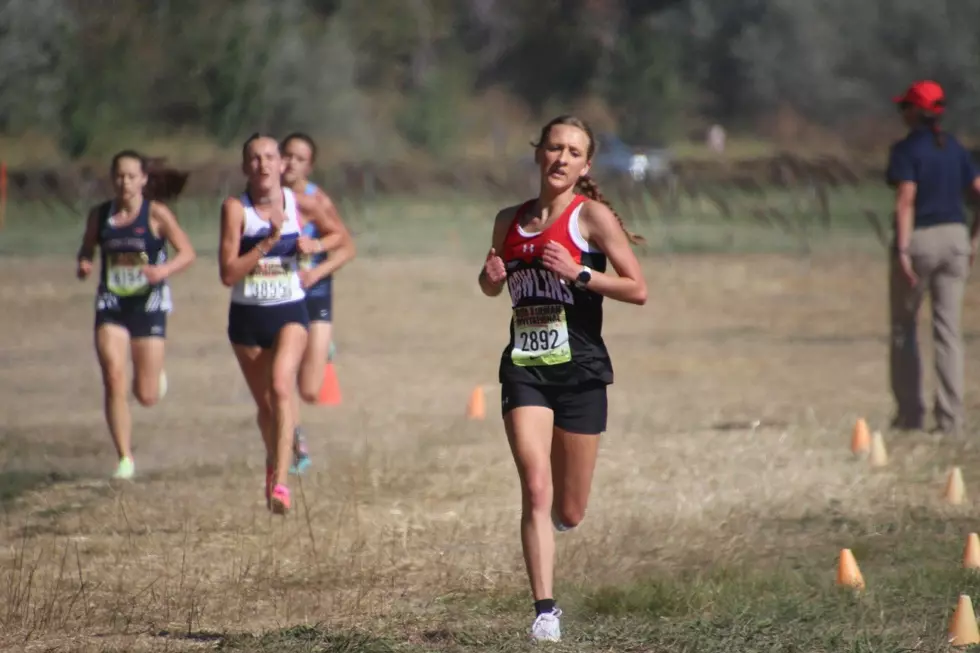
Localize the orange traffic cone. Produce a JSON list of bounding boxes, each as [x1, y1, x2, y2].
[[466, 386, 485, 420], [851, 418, 871, 455], [963, 533, 980, 570], [945, 467, 966, 505], [316, 363, 342, 405], [868, 431, 888, 467], [949, 594, 980, 647], [836, 548, 865, 590]]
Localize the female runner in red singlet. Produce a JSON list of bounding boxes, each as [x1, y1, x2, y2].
[[478, 115, 648, 642]]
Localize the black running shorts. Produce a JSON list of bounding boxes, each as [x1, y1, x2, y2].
[[500, 380, 608, 435]]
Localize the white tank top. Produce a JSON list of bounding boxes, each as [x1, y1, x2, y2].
[[230, 187, 306, 306]]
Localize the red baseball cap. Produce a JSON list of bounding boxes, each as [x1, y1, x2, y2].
[[893, 80, 946, 114]]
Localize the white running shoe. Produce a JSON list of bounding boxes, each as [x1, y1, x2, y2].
[[551, 509, 574, 532], [530, 607, 562, 642]]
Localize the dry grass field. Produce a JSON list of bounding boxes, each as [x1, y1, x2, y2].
[[4, 199, 980, 652]]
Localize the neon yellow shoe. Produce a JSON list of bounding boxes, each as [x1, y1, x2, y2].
[[113, 456, 135, 480]]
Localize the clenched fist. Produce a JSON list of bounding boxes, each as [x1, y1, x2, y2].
[[483, 247, 506, 284]]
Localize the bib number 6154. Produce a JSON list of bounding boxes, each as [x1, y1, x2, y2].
[[107, 266, 149, 295]]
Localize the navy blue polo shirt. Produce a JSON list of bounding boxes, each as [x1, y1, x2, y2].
[[886, 126, 980, 228]]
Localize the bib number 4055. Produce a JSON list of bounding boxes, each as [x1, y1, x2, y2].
[[244, 277, 292, 300], [244, 257, 293, 301], [511, 304, 571, 367]]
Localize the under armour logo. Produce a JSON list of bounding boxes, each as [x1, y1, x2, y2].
[[522, 243, 536, 254]]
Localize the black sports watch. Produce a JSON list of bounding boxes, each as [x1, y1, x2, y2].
[[574, 265, 592, 288]]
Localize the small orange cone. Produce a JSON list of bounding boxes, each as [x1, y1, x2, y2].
[[316, 363, 342, 405], [466, 386, 485, 420], [836, 548, 865, 590], [869, 431, 888, 467], [945, 467, 966, 505], [949, 594, 980, 646], [963, 533, 980, 570], [851, 418, 871, 455]]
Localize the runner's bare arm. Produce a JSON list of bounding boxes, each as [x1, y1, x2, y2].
[[151, 201, 196, 279], [76, 206, 100, 279], [478, 206, 515, 297], [218, 197, 277, 287], [577, 200, 647, 305], [298, 191, 356, 275], [77, 206, 100, 263]]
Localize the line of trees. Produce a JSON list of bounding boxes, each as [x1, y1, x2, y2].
[[3, 0, 980, 164]]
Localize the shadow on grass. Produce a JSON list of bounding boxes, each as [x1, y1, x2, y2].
[[0, 469, 76, 505], [213, 625, 403, 652]]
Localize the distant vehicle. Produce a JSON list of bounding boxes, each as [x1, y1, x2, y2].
[[591, 132, 673, 182], [515, 132, 674, 183]]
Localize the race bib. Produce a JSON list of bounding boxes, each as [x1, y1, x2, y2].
[[106, 252, 150, 296], [244, 257, 294, 301], [511, 304, 571, 366]]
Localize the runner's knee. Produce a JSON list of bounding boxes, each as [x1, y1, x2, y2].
[[553, 503, 586, 529], [101, 363, 127, 397], [521, 468, 553, 514], [133, 382, 159, 407], [270, 370, 293, 405], [298, 371, 320, 403]]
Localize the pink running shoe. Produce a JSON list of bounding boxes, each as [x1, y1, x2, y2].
[[270, 484, 290, 515]]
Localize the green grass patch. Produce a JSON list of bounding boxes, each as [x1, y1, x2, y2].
[[220, 505, 980, 652], [1, 184, 890, 260]]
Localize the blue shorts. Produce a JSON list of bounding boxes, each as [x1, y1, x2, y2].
[[227, 300, 309, 350], [95, 309, 167, 339], [304, 290, 332, 323]]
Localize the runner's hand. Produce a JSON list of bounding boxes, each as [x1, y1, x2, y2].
[[541, 240, 578, 282], [299, 268, 318, 289], [484, 248, 506, 284], [297, 235, 321, 255], [77, 258, 92, 280], [141, 265, 168, 285], [267, 208, 285, 243]]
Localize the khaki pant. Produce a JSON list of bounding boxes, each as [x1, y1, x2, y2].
[[889, 222, 971, 434]]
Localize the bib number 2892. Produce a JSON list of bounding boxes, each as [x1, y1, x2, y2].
[[511, 304, 571, 367]]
